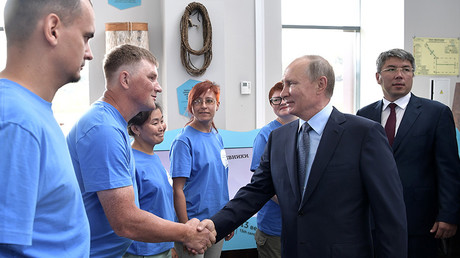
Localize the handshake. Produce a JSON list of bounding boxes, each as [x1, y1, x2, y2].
[[182, 219, 219, 254]]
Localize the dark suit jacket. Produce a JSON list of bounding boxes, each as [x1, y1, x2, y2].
[[211, 108, 407, 257], [357, 94, 460, 235]]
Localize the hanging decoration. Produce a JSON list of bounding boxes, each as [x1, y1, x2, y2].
[[180, 2, 213, 76]]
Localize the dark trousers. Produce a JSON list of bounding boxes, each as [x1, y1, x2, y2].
[[408, 235, 437, 258]]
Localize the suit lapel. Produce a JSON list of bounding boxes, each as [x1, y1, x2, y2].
[[285, 121, 302, 206], [393, 95, 422, 150], [369, 101, 383, 122], [299, 108, 345, 210]]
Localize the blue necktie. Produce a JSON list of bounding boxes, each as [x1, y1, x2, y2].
[[297, 122, 311, 195]]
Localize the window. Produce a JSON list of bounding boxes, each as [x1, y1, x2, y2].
[[282, 0, 361, 113], [52, 67, 90, 135]]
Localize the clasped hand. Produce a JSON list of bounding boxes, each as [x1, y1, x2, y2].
[[183, 218, 217, 254]]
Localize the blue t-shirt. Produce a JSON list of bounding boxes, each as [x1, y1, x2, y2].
[[169, 126, 229, 220], [127, 149, 175, 256], [250, 119, 282, 236], [66, 101, 138, 258], [0, 79, 90, 257]]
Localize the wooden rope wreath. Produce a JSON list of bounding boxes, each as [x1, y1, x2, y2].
[[180, 2, 213, 76]]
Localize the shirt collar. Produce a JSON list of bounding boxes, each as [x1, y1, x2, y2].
[[298, 103, 333, 135], [382, 92, 411, 110]]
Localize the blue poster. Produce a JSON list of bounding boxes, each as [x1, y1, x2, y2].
[[108, 0, 141, 10], [176, 79, 201, 116]]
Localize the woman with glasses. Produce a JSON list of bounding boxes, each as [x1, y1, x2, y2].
[[124, 104, 178, 258], [169, 80, 233, 258], [250, 82, 297, 258]]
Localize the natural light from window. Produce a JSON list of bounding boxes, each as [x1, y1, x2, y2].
[[281, 0, 361, 114]]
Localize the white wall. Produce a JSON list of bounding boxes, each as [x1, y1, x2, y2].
[[89, 0, 264, 131], [87, 0, 457, 132], [359, 0, 404, 108], [404, 0, 460, 107], [89, 0, 163, 104]]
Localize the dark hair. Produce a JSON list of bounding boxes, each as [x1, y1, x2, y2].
[[268, 81, 284, 100], [376, 48, 416, 73], [103, 44, 159, 82], [186, 80, 220, 131], [4, 0, 84, 44], [127, 103, 162, 136]]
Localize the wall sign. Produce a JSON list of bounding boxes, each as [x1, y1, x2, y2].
[[108, 0, 141, 10], [177, 79, 201, 116], [413, 37, 460, 76]]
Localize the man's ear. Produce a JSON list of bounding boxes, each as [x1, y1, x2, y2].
[[376, 72, 382, 84], [43, 13, 60, 46], [316, 76, 327, 95], [119, 71, 130, 90]]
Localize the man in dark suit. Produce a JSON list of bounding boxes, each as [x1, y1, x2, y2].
[[357, 48, 460, 258], [200, 55, 408, 257]]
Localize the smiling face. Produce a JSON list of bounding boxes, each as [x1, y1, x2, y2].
[[270, 90, 291, 119], [376, 57, 414, 102], [135, 108, 166, 148], [281, 58, 323, 120]]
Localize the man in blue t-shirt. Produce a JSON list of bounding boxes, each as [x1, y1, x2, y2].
[[0, 0, 95, 256], [66, 44, 216, 257]]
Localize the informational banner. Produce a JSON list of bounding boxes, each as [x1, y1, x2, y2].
[[155, 128, 261, 250], [413, 37, 460, 76]]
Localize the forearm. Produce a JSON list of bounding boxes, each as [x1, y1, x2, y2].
[[174, 190, 189, 223], [118, 209, 194, 243], [98, 186, 196, 243]]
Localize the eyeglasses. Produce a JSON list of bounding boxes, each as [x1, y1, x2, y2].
[[192, 98, 216, 106], [269, 97, 283, 105], [380, 67, 414, 75]]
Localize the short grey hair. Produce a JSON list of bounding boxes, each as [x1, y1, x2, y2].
[[299, 55, 335, 98], [376, 48, 416, 73]]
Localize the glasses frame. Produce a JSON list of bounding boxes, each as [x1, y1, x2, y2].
[[269, 97, 283, 105], [192, 98, 216, 106], [380, 66, 414, 75]]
